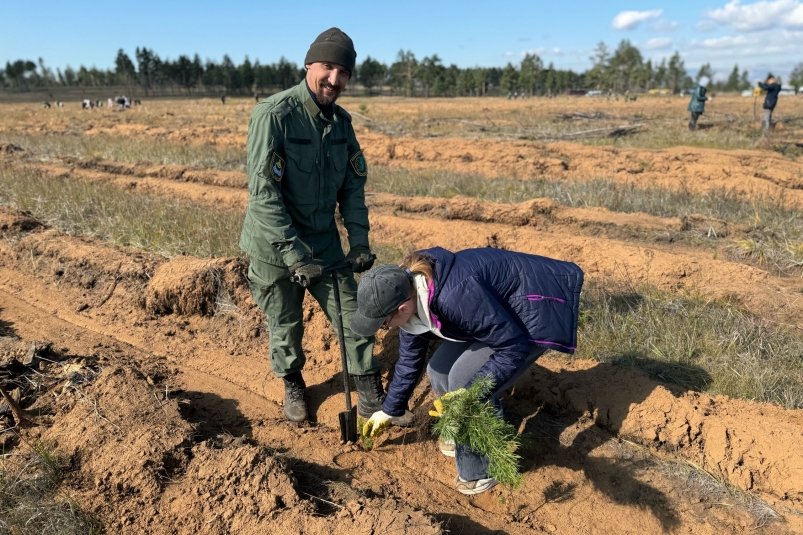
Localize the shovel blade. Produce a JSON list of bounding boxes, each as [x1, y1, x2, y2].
[[338, 407, 358, 444]]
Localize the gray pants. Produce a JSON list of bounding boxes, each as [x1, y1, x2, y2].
[[688, 112, 701, 130], [762, 109, 773, 131], [247, 258, 378, 377], [427, 341, 547, 481]]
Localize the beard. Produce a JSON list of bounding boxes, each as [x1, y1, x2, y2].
[[315, 82, 342, 106]]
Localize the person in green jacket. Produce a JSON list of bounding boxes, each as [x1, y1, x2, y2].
[[239, 28, 410, 426], [687, 76, 711, 130]]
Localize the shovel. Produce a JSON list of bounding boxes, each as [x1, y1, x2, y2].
[[331, 270, 358, 443]]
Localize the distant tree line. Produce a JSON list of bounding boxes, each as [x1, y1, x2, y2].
[[3, 40, 802, 97]]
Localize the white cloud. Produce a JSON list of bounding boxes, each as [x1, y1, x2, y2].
[[707, 0, 803, 31], [644, 37, 673, 50], [612, 9, 663, 30], [700, 34, 753, 48], [681, 27, 803, 81]]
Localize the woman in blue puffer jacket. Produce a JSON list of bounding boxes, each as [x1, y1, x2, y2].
[[351, 246, 584, 495]]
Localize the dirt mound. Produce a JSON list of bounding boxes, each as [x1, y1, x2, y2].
[[360, 134, 803, 206], [514, 356, 803, 506], [145, 256, 247, 317], [43, 364, 193, 505], [157, 440, 307, 533], [35, 361, 440, 534]]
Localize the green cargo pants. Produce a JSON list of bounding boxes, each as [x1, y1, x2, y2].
[[246, 257, 379, 378]]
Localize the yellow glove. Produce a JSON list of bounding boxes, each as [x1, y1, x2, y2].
[[361, 410, 393, 439], [428, 388, 467, 418]]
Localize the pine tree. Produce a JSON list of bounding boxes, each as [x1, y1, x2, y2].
[[430, 377, 522, 487]]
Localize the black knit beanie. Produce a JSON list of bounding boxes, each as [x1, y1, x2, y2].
[[304, 27, 356, 73]]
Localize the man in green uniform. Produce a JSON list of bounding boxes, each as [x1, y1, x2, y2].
[[240, 27, 409, 426]]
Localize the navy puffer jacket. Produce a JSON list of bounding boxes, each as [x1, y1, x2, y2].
[[382, 247, 584, 416], [758, 81, 781, 110]]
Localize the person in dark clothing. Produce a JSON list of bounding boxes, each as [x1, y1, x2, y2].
[[687, 77, 711, 130], [353, 247, 584, 494], [757, 74, 782, 131], [240, 27, 412, 427]]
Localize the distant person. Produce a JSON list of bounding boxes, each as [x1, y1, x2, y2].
[[355, 247, 584, 495], [687, 77, 711, 130], [757, 74, 782, 131], [240, 27, 411, 427]]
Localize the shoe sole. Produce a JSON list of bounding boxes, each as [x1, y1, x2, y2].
[[440, 446, 456, 458], [457, 480, 498, 495]]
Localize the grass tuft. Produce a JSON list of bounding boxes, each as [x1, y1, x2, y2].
[[0, 442, 102, 534], [577, 280, 803, 409]]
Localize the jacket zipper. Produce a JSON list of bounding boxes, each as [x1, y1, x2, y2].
[[527, 294, 566, 304]]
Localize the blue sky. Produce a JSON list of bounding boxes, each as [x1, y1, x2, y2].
[[2, 1, 801, 82]]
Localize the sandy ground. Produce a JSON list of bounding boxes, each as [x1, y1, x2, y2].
[[1, 95, 802, 534]]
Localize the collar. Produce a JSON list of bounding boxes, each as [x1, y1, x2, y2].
[[400, 274, 461, 342]]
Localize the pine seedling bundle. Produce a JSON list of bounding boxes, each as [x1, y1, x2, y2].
[[430, 377, 523, 487]]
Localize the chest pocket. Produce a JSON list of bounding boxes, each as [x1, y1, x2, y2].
[[330, 138, 348, 173], [284, 138, 316, 208], [285, 138, 314, 174]]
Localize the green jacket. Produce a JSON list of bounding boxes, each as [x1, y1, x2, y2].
[[687, 85, 708, 113], [239, 80, 369, 271]]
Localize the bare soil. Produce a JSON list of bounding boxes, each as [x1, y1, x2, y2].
[[1, 95, 802, 534]]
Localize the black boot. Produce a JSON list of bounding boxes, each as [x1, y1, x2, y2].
[[282, 371, 308, 422], [352, 373, 385, 418], [352, 373, 414, 426]]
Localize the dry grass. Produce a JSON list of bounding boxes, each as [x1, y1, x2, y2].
[[659, 458, 783, 529], [344, 94, 802, 152], [1, 132, 244, 171], [0, 442, 102, 534], [0, 164, 242, 258], [577, 280, 803, 409], [370, 166, 803, 276]]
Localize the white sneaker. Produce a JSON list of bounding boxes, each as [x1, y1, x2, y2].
[[438, 438, 456, 457], [456, 476, 498, 495]]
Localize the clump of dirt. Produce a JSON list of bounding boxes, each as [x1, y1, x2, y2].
[[145, 256, 247, 316], [0, 210, 43, 234], [42, 364, 194, 505], [157, 439, 309, 532]]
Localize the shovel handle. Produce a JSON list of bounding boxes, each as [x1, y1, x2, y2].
[[331, 271, 358, 443]]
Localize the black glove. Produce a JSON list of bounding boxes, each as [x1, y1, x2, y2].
[[346, 246, 376, 273], [289, 260, 323, 287]]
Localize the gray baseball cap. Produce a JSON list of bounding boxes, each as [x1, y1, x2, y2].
[[351, 265, 412, 336]]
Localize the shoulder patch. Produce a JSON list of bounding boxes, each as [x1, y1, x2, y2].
[[269, 152, 286, 181], [350, 150, 367, 177]]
